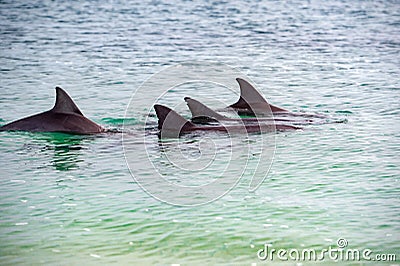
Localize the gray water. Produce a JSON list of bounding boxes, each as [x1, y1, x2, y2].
[[0, 0, 399, 265]]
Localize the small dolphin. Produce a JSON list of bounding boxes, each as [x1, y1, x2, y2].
[[0, 87, 105, 134], [154, 104, 300, 138], [184, 97, 313, 125], [228, 78, 326, 118]]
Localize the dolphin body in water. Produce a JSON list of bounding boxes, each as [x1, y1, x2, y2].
[[184, 97, 313, 125], [228, 78, 326, 118], [0, 87, 104, 134], [154, 104, 300, 138]]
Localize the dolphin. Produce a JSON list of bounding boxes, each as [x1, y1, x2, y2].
[[0, 87, 105, 134], [228, 78, 288, 115], [184, 97, 313, 125], [228, 78, 326, 118], [153, 104, 300, 138]]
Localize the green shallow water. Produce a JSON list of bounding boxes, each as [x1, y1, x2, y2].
[[1, 0, 399, 265]]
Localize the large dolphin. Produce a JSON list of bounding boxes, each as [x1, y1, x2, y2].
[[184, 97, 313, 125], [0, 87, 104, 134], [228, 78, 326, 118], [154, 104, 300, 138]]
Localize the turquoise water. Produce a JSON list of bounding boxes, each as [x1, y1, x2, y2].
[[1, 0, 399, 265]]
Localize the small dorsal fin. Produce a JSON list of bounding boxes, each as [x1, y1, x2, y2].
[[184, 97, 226, 120], [154, 104, 195, 137], [52, 87, 84, 116]]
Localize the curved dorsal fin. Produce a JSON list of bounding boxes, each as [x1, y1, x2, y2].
[[154, 104, 195, 130], [51, 87, 84, 116], [231, 78, 287, 113], [237, 78, 269, 106], [154, 104, 195, 138], [184, 97, 226, 120]]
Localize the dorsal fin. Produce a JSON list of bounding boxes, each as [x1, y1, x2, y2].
[[230, 78, 287, 113], [51, 87, 84, 116], [184, 97, 226, 120], [154, 104, 195, 137], [236, 78, 269, 106]]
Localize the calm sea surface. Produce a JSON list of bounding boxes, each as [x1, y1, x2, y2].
[[0, 0, 399, 265]]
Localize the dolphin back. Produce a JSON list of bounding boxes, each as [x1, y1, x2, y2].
[[0, 87, 104, 134]]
